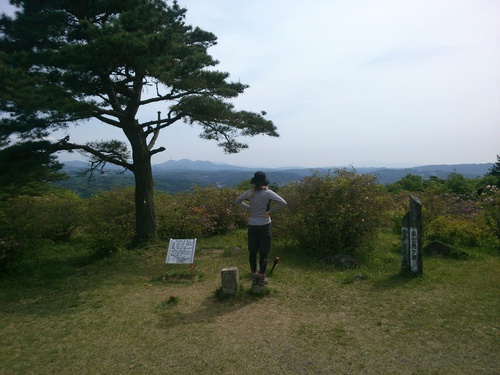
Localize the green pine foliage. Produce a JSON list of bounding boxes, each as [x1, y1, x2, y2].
[[488, 154, 500, 176]]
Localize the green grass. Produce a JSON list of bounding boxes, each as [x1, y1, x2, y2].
[[1, 230, 499, 374]]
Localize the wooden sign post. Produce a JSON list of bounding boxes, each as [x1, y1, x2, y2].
[[401, 196, 423, 275], [401, 212, 410, 272]]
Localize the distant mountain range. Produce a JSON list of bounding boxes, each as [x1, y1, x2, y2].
[[153, 159, 493, 186], [58, 159, 494, 196]]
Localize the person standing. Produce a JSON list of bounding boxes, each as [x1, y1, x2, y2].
[[235, 171, 287, 287]]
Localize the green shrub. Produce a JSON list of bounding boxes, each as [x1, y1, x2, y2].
[[274, 169, 391, 258], [156, 192, 206, 239], [27, 191, 85, 241], [0, 192, 85, 271], [0, 207, 23, 272], [390, 186, 496, 248], [156, 187, 247, 240], [85, 187, 135, 254], [188, 186, 247, 235], [0, 196, 37, 272], [395, 191, 478, 233], [426, 216, 489, 247], [0, 194, 80, 242], [479, 185, 500, 242], [390, 206, 406, 235]]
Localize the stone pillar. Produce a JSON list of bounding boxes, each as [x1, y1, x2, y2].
[[221, 267, 239, 295], [252, 282, 267, 294]]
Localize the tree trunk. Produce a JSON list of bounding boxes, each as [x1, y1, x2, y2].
[[128, 128, 157, 244], [133, 157, 157, 243]]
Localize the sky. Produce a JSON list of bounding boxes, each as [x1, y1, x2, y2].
[[1, 0, 499, 168]]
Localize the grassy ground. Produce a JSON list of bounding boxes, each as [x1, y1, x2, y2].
[[0, 230, 498, 374]]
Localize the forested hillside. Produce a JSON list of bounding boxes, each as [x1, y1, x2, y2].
[[56, 160, 493, 196]]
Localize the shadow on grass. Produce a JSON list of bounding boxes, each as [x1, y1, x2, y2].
[[0, 242, 142, 317], [1, 275, 91, 317], [156, 287, 263, 329], [371, 271, 422, 290]]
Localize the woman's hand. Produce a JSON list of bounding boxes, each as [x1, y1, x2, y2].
[[264, 212, 270, 218]]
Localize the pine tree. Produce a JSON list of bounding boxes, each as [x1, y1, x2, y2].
[[488, 155, 500, 177], [0, 0, 278, 242]]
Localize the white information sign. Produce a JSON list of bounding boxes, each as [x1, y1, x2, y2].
[[165, 238, 197, 264]]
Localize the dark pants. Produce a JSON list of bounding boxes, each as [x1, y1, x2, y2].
[[248, 223, 272, 273]]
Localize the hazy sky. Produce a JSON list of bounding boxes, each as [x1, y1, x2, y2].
[[2, 0, 499, 168]]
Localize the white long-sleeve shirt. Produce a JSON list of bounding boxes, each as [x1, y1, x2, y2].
[[235, 188, 287, 226]]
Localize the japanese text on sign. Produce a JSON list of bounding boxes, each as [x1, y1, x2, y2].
[[410, 227, 418, 272], [166, 238, 197, 264]]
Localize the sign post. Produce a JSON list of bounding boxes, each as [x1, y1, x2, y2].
[[409, 195, 423, 275], [401, 212, 410, 272], [165, 239, 197, 270], [401, 196, 423, 275]]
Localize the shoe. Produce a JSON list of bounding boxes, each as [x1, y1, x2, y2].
[[258, 274, 266, 286], [252, 273, 259, 285]]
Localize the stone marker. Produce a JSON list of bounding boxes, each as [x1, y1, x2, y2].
[[221, 267, 239, 295], [322, 253, 361, 269], [423, 240, 469, 259], [423, 239, 453, 256], [251, 283, 267, 294]]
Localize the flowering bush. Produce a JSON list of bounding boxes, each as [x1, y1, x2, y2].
[[156, 186, 247, 240], [479, 185, 500, 242], [391, 189, 492, 244], [274, 169, 391, 257], [439, 193, 482, 219], [188, 186, 247, 235], [156, 192, 208, 239]]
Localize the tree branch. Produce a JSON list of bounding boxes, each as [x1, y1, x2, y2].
[[93, 115, 122, 128], [150, 146, 166, 156], [140, 111, 183, 130], [53, 138, 132, 170], [147, 111, 161, 151]]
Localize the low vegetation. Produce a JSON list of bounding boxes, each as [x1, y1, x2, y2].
[[0, 167, 499, 373], [2, 167, 498, 272], [0, 229, 498, 374]]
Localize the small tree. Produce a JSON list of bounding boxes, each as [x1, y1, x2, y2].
[[0, 0, 278, 243], [444, 172, 475, 195], [386, 174, 424, 193]]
